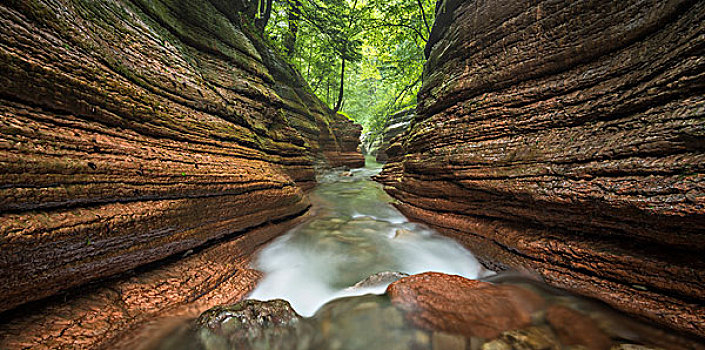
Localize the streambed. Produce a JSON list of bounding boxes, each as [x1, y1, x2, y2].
[[145, 157, 700, 350], [248, 157, 492, 316]]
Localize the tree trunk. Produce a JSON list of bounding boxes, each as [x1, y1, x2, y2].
[[254, 0, 273, 31], [306, 43, 312, 80], [284, 0, 301, 57], [333, 58, 345, 112]]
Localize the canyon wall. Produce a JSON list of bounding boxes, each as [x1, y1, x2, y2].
[[322, 115, 366, 168], [361, 107, 415, 162], [0, 0, 361, 347], [377, 0, 705, 338]]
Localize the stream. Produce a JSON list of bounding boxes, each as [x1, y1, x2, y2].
[[248, 156, 492, 316], [145, 157, 695, 350]]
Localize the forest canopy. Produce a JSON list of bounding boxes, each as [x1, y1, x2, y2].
[[256, 0, 435, 133]]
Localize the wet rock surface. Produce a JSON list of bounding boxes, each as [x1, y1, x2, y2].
[[487, 326, 561, 350], [156, 295, 428, 350], [387, 272, 704, 350], [545, 304, 612, 350], [387, 272, 545, 339], [375, 0, 705, 337], [345, 271, 410, 291], [0, 0, 362, 348], [148, 272, 703, 350], [194, 299, 303, 349]]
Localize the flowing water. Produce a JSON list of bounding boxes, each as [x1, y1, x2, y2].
[[143, 157, 701, 350], [248, 156, 493, 316]]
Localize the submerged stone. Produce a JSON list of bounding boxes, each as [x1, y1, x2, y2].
[[545, 305, 611, 350], [496, 326, 560, 350], [387, 272, 545, 339], [195, 299, 303, 349], [186, 295, 430, 350], [345, 271, 410, 291]]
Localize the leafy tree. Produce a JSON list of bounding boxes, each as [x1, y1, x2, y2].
[[262, 0, 434, 131]]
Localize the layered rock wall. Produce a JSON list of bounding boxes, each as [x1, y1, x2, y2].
[[361, 107, 415, 162], [322, 114, 366, 168], [0, 0, 361, 345], [377, 0, 705, 338]]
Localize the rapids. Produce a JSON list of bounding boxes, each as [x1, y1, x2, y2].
[[248, 156, 493, 316], [139, 157, 700, 350]]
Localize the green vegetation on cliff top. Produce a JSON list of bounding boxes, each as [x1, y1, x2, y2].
[[258, 0, 434, 132]]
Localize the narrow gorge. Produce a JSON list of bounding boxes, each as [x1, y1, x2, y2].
[[377, 0, 705, 338], [0, 0, 703, 349]]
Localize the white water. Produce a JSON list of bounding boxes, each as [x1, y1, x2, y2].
[[249, 158, 492, 316]]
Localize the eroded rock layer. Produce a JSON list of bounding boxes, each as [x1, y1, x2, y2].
[[0, 215, 306, 350], [361, 107, 415, 162], [377, 0, 705, 338], [0, 0, 361, 338], [323, 115, 366, 168]]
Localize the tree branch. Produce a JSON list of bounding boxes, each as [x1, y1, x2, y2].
[[417, 0, 431, 34], [366, 20, 428, 42], [255, 0, 273, 30], [383, 75, 421, 117]]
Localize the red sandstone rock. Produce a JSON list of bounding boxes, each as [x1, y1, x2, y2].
[[324, 114, 366, 168], [545, 305, 612, 350], [387, 272, 545, 339], [361, 108, 415, 162], [0, 0, 362, 347], [0, 215, 307, 350], [376, 0, 705, 337], [0, 0, 363, 313]]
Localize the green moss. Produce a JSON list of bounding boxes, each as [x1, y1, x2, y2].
[[337, 111, 352, 120]]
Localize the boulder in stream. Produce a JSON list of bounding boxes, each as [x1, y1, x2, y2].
[[387, 272, 546, 339], [189, 295, 428, 350], [545, 305, 612, 350], [195, 299, 303, 350]]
